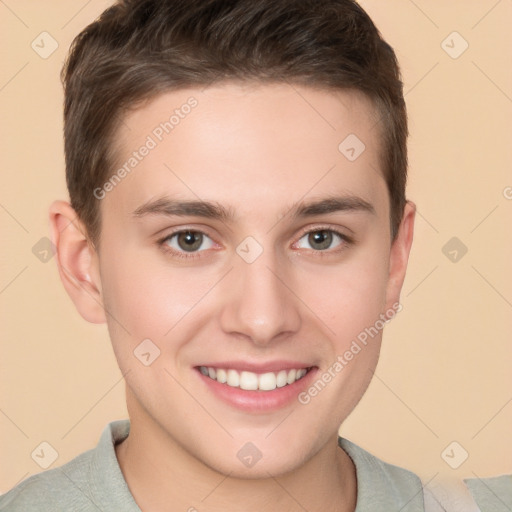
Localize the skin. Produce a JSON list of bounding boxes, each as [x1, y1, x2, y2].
[[50, 82, 415, 512]]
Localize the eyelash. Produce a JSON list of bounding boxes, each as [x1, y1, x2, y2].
[[157, 226, 353, 260], [156, 231, 209, 260]]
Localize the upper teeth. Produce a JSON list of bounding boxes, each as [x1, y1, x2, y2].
[[199, 366, 308, 391]]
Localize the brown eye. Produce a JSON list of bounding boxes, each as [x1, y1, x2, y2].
[[296, 229, 345, 251], [177, 231, 203, 251], [308, 230, 333, 250], [163, 231, 214, 253]]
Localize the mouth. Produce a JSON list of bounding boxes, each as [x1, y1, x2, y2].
[[195, 363, 317, 412], [198, 366, 312, 391]]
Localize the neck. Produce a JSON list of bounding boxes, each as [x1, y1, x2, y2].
[[115, 417, 357, 512]]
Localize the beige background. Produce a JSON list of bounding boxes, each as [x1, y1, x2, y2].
[[1, 0, 511, 496]]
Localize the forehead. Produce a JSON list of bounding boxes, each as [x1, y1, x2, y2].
[[104, 82, 386, 219]]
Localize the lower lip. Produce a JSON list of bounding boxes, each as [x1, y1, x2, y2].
[[196, 367, 318, 413]]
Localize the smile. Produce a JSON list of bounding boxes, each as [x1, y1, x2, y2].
[[198, 366, 310, 391]]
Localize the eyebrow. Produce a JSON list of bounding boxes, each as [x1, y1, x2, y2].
[[132, 195, 375, 221]]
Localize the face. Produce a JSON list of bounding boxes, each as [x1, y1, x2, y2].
[[89, 83, 409, 477]]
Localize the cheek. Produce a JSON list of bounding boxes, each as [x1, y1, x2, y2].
[[98, 248, 223, 358], [296, 248, 390, 344], [296, 258, 389, 420]]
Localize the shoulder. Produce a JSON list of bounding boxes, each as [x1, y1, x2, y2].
[[464, 474, 512, 511], [0, 420, 133, 512], [0, 448, 96, 511], [339, 437, 425, 511]]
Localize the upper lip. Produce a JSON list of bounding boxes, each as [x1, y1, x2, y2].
[[196, 360, 315, 374]]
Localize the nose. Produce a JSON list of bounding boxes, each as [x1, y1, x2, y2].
[[218, 249, 302, 346]]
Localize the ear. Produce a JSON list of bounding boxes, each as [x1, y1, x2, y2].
[[49, 200, 106, 324], [384, 200, 415, 312]]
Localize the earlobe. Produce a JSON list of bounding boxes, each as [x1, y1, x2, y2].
[[385, 201, 416, 312], [49, 200, 107, 324]]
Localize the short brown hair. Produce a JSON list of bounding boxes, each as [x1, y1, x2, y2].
[[62, 0, 408, 245]]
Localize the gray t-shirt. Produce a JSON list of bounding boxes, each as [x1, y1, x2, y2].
[[464, 475, 512, 511], [0, 419, 433, 511]]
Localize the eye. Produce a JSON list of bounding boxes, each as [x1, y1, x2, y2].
[[162, 230, 215, 253], [295, 229, 347, 251]]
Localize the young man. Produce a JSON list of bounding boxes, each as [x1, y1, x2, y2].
[[1, 0, 440, 510]]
